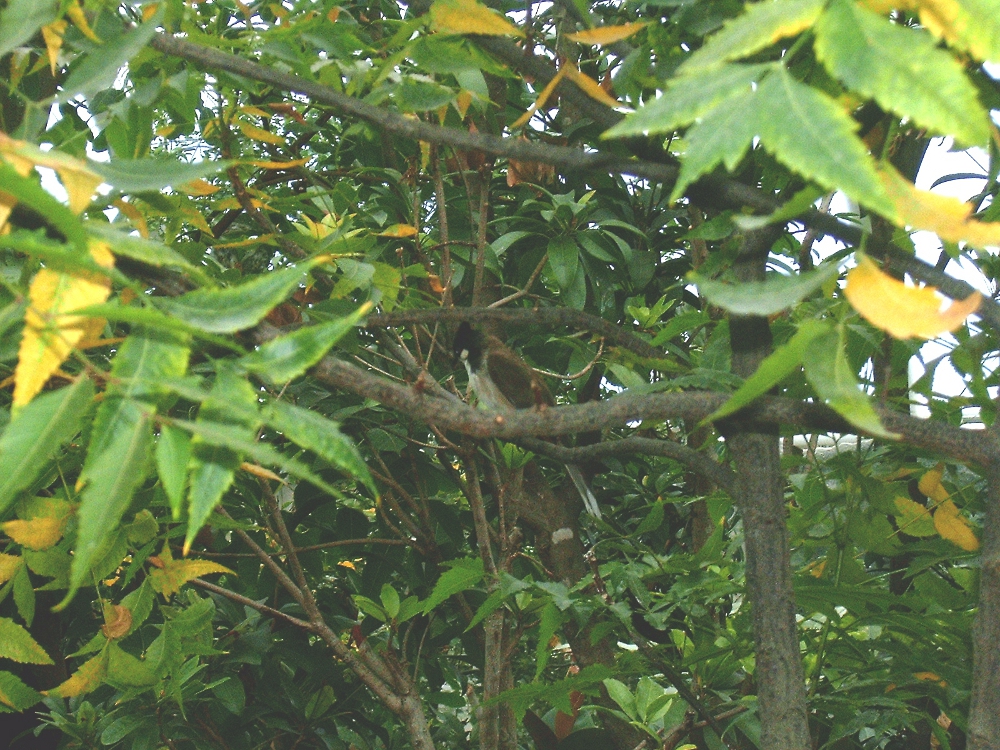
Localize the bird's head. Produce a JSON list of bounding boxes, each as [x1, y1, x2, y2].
[[452, 321, 483, 369]]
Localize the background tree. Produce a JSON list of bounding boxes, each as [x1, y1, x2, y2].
[[0, 1, 999, 749]]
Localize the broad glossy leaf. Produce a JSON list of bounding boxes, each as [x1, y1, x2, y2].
[[60, 11, 161, 100], [240, 303, 370, 383], [602, 64, 769, 139], [0, 377, 93, 515], [71, 400, 153, 592], [803, 327, 896, 439], [706, 319, 829, 423], [755, 69, 896, 218], [429, 0, 524, 37], [265, 401, 375, 493], [602, 678, 637, 720], [0, 617, 52, 665], [691, 262, 841, 315], [0, 0, 58, 57], [157, 261, 321, 333], [423, 558, 485, 614], [844, 255, 980, 339], [815, 0, 989, 147], [681, 0, 824, 73], [547, 236, 580, 290]]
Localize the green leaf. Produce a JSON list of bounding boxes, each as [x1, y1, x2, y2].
[[13, 565, 34, 628], [353, 595, 387, 621], [691, 261, 841, 315], [397, 595, 423, 623], [534, 601, 561, 679], [547, 236, 580, 290], [680, 0, 825, 74], [0, 0, 58, 57], [0, 670, 42, 711], [185, 370, 260, 551], [755, 68, 896, 218], [814, 0, 989, 147], [396, 77, 455, 111], [0, 162, 89, 251], [264, 401, 375, 494], [60, 10, 163, 101], [240, 303, 370, 383], [99, 712, 149, 745], [423, 558, 485, 614], [602, 678, 637, 720], [156, 425, 192, 521], [90, 158, 229, 193], [71, 400, 154, 594], [157, 260, 322, 333], [0, 378, 94, 516], [706, 319, 830, 423], [803, 327, 897, 439], [86, 224, 202, 276], [0, 617, 52, 665], [670, 88, 760, 201], [602, 64, 769, 139], [380, 584, 401, 620]]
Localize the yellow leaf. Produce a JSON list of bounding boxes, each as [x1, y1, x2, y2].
[[237, 121, 284, 145], [565, 22, 649, 45], [240, 462, 283, 482], [913, 0, 997, 63], [148, 544, 234, 598], [933, 499, 979, 551], [13, 241, 114, 407], [892, 496, 937, 537], [379, 223, 419, 238], [0, 554, 22, 585], [512, 67, 567, 129], [918, 463, 950, 503], [40, 21, 67, 75], [2, 517, 65, 550], [429, 0, 525, 37], [141, 2, 159, 21], [563, 65, 619, 108], [843, 255, 980, 340], [250, 157, 310, 169], [879, 167, 1000, 248], [240, 105, 271, 117], [66, 1, 102, 42], [809, 559, 827, 578], [44, 652, 107, 698], [111, 198, 149, 238], [914, 671, 948, 687], [155, 124, 177, 138], [455, 90, 473, 120], [181, 178, 221, 196], [0, 134, 102, 215], [101, 604, 132, 640]]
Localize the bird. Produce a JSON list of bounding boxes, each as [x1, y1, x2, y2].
[[452, 322, 602, 518]]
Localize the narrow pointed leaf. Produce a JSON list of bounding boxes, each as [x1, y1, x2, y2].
[[691, 262, 841, 315]]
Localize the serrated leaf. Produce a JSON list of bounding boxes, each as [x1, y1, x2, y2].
[[0, 0, 58, 57], [14, 241, 113, 407], [566, 22, 649, 45], [892, 496, 937, 537], [844, 255, 980, 339], [803, 327, 897, 439], [148, 544, 234, 598], [681, 0, 824, 74], [933, 499, 979, 551], [603, 64, 769, 139], [157, 259, 323, 333], [429, 0, 524, 37], [44, 651, 106, 698], [90, 158, 228, 193], [0, 555, 22, 586], [692, 262, 841, 315], [535, 602, 561, 679], [59, 10, 161, 100], [264, 401, 375, 494], [13, 566, 34, 628], [71, 400, 153, 593], [184, 370, 260, 553], [706, 319, 830, 423], [877, 166, 1000, 249], [0, 158, 88, 251], [0, 617, 52, 665], [423, 558, 485, 614], [755, 68, 896, 218], [2, 514, 67, 551], [240, 303, 371, 383], [913, 0, 1000, 64], [0, 377, 93, 516], [815, 0, 989, 147], [157, 425, 192, 521], [86, 224, 200, 275], [0, 671, 42, 710], [918, 463, 950, 503]]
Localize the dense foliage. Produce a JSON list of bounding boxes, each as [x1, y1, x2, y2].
[[1, 0, 999, 749]]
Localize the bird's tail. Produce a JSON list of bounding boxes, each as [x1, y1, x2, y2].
[[565, 463, 602, 519]]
